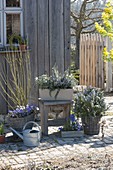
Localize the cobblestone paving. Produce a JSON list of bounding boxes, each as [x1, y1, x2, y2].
[[0, 116, 113, 169], [0, 96, 113, 169]]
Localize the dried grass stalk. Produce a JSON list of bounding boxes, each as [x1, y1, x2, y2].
[[0, 51, 31, 110]]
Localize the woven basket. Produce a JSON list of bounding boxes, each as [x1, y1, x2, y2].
[[82, 116, 101, 135], [7, 113, 35, 131]]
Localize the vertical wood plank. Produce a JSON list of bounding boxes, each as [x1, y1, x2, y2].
[[49, 0, 64, 73], [92, 34, 95, 87], [37, 0, 50, 76], [106, 37, 112, 91], [96, 34, 99, 87], [80, 34, 82, 84], [63, 0, 70, 70], [24, 0, 38, 103]]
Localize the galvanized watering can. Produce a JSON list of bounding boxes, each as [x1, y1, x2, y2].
[[10, 121, 41, 147]]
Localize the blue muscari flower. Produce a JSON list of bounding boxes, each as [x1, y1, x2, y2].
[[26, 105, 35, 112], [15, 108, 20, 111], [13, 110, 18, 114], [26, 106, 32, 113], [9, 110, 13, 113], [58, 127, 63, 131], [19, 109, 24, 113], [77, 125, 81, 131], [70, 114, 75, 122], [11, 114, 16, 118]]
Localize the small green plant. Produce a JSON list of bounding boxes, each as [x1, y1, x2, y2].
[[70, 61, 79, 82], [9, 33, 27, 44], [8, 33, 27, 50], [0, 124, 4, 135]]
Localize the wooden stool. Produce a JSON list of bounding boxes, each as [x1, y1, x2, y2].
[[39, 99, 72, 135]]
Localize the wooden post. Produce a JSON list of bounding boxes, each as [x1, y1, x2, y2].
[[105, 37, 113, 92]]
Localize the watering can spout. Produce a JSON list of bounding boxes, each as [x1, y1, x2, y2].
[[9, 127, 23, 140]]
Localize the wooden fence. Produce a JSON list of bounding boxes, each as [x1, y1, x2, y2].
[[80, 33, 104, 89]]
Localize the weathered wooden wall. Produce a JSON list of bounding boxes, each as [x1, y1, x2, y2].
[[0, 0, 70, 113], [24, 0, 71, 104], [80, 34, 105, 89]]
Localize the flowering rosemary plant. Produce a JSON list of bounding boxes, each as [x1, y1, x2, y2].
[[35, 65, 77, 90], [74, 86, 107, 117], [35, 65, 77, 99]]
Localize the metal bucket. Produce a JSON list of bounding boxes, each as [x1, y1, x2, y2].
[[23, 121, 41, 147]]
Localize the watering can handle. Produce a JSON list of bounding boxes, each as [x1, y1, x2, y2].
[[23, 121, 41, 132]]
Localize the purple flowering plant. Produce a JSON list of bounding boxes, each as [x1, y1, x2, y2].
[[8, 105, 38, 118], [59, 110, 83, 131]]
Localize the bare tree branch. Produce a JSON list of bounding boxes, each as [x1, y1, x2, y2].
[[87, 0, 99, 4], [71, 11, 79, 20], [71, 0, 106, 69], [71, 33, 76, 36]]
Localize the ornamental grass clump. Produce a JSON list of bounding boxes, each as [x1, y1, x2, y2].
[[74, 86, 107, 118], [0, 51, 31, 110]]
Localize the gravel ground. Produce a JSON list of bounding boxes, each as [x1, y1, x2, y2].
[[36, 154, 113, 170], [2, 153, 113, 170]]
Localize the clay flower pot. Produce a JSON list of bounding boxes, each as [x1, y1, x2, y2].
[[0, 135, 5, 144], [20, 44, 27, 51]]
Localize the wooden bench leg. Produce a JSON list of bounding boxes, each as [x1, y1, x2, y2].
[[40, 104, 48, 135], [63, 104, 71, 121]]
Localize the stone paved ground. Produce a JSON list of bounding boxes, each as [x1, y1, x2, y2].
[[1, 95, 113, 169]]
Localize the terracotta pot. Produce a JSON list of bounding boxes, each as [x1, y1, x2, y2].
[[0, 135, 5, 143], [20, 44, 27, 51]]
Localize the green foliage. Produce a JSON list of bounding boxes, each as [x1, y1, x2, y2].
[[70, 48, 79, 82], [9, 33, 27, 44], [0, 124, 4, 135], [70, 61, 79, 82], [8, 33, 27, 50], [74, 86, 107, 117]]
